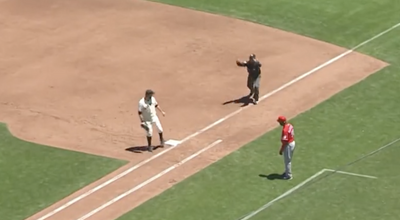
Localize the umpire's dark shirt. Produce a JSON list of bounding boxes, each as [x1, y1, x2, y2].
[[245, 60, 262, 78]]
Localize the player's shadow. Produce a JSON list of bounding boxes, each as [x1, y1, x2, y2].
[[125, 146, 162, 153], [259, 173, 284, 180], [222, 95, 254, 107]]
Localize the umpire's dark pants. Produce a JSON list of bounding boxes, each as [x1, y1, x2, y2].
[[247, 76, 260, 101]]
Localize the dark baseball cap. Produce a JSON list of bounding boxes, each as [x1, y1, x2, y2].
[[145, 89, 155, 96]]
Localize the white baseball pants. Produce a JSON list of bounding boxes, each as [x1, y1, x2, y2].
[[144, 116, 163, 137]]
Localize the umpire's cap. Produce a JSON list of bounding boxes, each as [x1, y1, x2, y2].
[[145, 89, 155, 96], [249, 54, 256, 59]]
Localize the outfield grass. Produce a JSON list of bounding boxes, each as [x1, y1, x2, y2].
[[116, 0, 400, 220], [153, 0, 400, 48], [0, 123, 127, 220]]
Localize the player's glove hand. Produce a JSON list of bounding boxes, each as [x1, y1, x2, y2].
[[279, 150, 283, 155]]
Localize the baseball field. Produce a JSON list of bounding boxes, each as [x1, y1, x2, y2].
[[1, 0, 399, 219]]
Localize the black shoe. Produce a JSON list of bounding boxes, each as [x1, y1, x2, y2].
[[283, 174, 293, 180]]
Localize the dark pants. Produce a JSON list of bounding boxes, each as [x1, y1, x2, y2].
[[247, 76, 260, 101]]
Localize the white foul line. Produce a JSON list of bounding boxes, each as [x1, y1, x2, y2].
[[35, 21, 400, 220], [180, 22, 400, 143], [324, 169, 377, 179], [76, 139, 222, 220]]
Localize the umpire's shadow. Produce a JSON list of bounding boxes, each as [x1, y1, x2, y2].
[[259, 173, 284, 180], [125, 145, 162, 153], [222, 95, 253, 107]]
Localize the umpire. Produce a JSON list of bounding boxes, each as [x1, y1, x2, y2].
[[236, 54, 262, 104]]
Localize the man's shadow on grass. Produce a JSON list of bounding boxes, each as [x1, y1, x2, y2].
[[259, 173, 285, 180], [222, 95, 254, 107], [125, 145, 162, 153]]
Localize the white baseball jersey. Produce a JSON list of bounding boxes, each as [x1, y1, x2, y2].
[[138, 97, 158, 122]]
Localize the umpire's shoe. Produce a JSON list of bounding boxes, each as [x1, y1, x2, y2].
[[148, 146, 154, 152]]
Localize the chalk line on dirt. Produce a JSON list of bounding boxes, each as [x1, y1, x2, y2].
[[75, 139, 222, 220], [35, 21, 400, 220]]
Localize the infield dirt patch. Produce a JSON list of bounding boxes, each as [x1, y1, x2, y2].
[[0, 0, 387, 219]]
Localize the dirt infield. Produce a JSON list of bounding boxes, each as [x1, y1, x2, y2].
[[0, 0, 387, 219]]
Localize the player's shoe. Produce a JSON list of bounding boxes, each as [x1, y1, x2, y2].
[[159, 139, 165, 148], [283, 174, 293, 180]]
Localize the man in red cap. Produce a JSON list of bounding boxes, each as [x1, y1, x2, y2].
[[277, 115, 295, 180]]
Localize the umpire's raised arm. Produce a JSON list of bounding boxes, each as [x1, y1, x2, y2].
[[236, 59, 247, 67]]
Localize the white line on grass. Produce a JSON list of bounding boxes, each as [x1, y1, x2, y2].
[[239, 168, 378, 220], [238, 136, 400, 220], [239, 169, 327, 220], [35, 21, 400, 220], [345, 137, 400, 166], [76, 139, 222, 220], [324, 169, 377, 179]]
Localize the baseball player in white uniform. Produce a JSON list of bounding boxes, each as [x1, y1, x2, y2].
[[138, 89, 166, 152]]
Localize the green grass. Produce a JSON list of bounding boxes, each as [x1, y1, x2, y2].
[[3, 1, 398, 220], [0, 123, 127, 220], [251, 143, 400, 220], [153, 0, 400, 48], [115, 0, 400, 219]]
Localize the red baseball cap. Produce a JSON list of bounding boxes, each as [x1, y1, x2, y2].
[[277, 116, 286, 122]]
